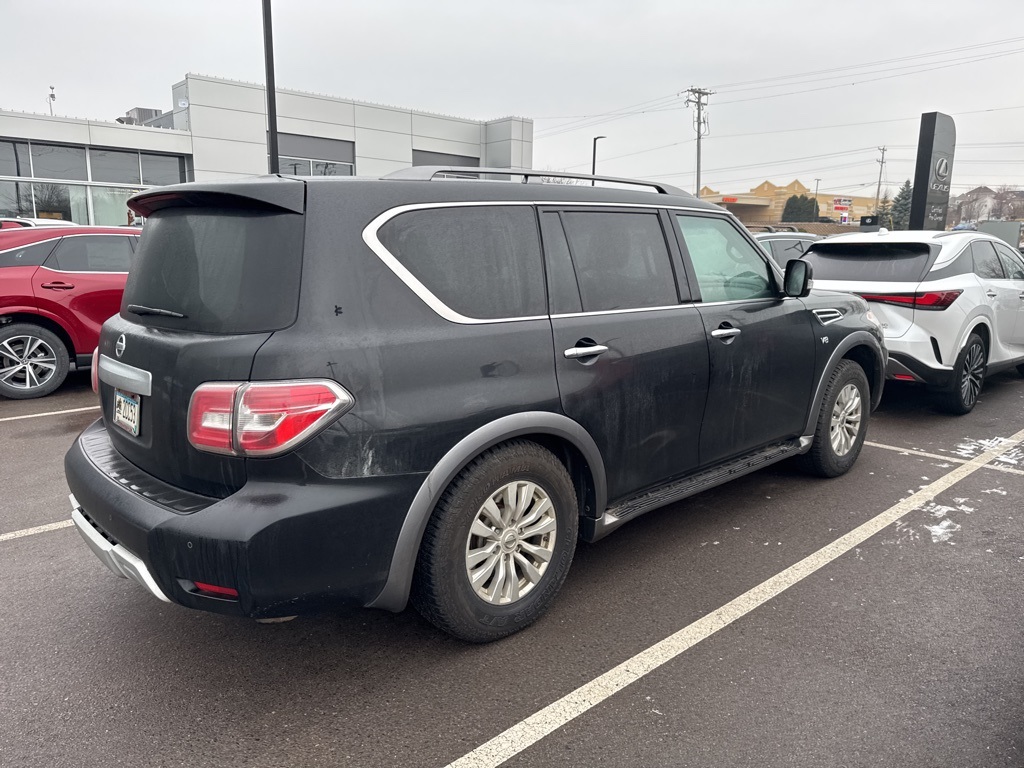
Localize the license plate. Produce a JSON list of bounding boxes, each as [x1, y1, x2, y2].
[[114, 389, 141, 437]]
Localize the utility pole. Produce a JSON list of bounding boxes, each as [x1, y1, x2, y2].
[[685, 87, 713, 198], [47, 86, 55, 116], [262, 0, 280, 174], [813, 178, 821, 217], [874, 146, 887, 213]]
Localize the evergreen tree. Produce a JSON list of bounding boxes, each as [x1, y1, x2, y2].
[[876, 190, 893, 228], [782, 194, 817, 222], [891, 180, 913, 230]]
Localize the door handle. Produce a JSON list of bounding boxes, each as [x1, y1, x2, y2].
[[986, 290, 997, 299], [41, 281, 75, 290], [711, 328, 742, 339], [564, 345, 609, 360]]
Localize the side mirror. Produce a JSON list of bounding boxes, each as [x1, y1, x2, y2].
[[784, 259, 812, 298]]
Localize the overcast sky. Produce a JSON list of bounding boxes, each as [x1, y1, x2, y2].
[[3, 0, 1022, 198]]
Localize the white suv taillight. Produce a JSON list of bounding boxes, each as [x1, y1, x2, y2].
[[187, 380, 353, 457]]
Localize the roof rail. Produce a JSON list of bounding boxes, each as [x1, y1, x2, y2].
[[383, 166, 690, 196]]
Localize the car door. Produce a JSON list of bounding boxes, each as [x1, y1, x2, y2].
[[32, 234, 134, 354], [673, 213, 816, 467], [994, 242, 1024, 347], [970, 240, 1017, 352], [542, 207, 710, 504]]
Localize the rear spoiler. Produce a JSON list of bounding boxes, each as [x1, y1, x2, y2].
[[129, 175, 305, 217]]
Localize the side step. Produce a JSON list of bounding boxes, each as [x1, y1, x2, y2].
[[580, 438, 807, 542]]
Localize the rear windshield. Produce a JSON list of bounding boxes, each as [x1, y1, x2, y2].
[[801, 243, 936, 282], [122, 207, 304, 333]]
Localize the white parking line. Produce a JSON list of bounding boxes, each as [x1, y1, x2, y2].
[[444, 426, 1024, 768], [866, 440, 1024, 476], [0, 520, 74, 542], [0, 405, 100, 424]]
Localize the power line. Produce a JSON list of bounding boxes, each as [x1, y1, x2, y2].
[[715, 48, 1024, 106], [709, 36, 1024, 91]]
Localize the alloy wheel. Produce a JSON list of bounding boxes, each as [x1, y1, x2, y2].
[[829, 382, 862, 457], [465, 480, 557, 605], [0, 335, 59, 392], [959, 342, 985, 408]]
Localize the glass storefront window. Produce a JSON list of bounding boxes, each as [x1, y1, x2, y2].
[[313, 161, 353, 176], [91, 149, 141, 184], [141, 153, 187, 185], [0, 180, 33, 218], [91, 186, 143, 226], [0, 140, 31, 177], [30, 144, 88, 181], [32, 183, 89, 223], [280, 156, 312, 176]]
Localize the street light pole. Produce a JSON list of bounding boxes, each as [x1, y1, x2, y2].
[[591, 136, 606, 186], [262, 0, 280, 174]]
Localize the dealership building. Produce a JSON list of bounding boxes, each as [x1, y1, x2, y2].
[[0, 73, 534, 225]]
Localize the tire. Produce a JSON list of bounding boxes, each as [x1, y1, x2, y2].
[[936, 333, 986, 415], [1016, 363, 1024, 378], [798, 359, 870, 478], [411, 440, 578, 643], [0, 323, 70, 400]]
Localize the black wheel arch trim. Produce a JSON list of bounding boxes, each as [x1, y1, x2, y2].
[[802, 330, 886, 436], [366, 411, 607, 612]]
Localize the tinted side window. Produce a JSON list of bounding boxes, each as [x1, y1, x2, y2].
[[971, 241, 1004, 280], [994, 243, 1024, 280], [676, 215, 774, 302], [772, 238, 812, 266], [377, 206, 545, 320], [559, 211, 677, 312], [539, 212, 582, 314], [0, 239, 59, 268], [51, 235, 134, 272]]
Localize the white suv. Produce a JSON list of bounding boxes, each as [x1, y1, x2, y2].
[[802, 230, 1024, 414]]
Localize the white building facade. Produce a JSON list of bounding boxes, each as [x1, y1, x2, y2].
[[0, 74, 534, 226]]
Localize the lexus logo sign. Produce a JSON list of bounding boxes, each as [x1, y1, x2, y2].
[[934, 157, 950, 181], [115, 334, 126, 358]]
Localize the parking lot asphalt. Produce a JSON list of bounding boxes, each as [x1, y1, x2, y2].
[[1, 371, 1023, 768]]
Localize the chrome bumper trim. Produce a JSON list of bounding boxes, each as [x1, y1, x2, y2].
[[69, 494, 170, 603]]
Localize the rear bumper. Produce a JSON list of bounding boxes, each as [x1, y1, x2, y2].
[[65, 420, 425, 618], [886, 351, 955, 388]]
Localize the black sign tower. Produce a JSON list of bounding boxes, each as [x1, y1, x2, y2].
[[909, 112, 956, 230]]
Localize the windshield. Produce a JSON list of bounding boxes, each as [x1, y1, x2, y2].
[[121, 207, 304, 333]]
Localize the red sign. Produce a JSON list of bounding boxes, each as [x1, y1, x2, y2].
[[833, 205, 849, 212], [722, 196, 738, 203]]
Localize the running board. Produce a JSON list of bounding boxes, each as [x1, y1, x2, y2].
[[580, 438, 809, 542]]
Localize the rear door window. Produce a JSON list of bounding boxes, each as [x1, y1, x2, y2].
[[970, 241, 1005, 280], [376, 205, 545, 320], [801, 243, 934, 282], [559, 210, 678, 311], [0, 238, 59, 267], [770, 238, 812, 266], [50, 235, 134, 272], [994, 243, 1024, 280], [676, 215, 774, 302], [122, 207, 305, 333]]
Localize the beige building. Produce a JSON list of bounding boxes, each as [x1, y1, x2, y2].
[[701, 180, 876, 226]]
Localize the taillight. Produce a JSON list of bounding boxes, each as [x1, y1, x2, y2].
[[187, 379, 353, 457], [187, 383, 239, 455], [858, 290, 962, 310], [90, 347, 100, 394]]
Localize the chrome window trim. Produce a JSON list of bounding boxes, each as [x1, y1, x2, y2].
[[362, 201, 726, 325], [37, 265, 129, 276]]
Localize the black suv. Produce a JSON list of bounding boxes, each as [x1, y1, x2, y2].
[[65, 168, 886, 642]]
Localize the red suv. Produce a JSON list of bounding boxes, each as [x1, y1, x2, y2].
[[0, 226, 138, 399]]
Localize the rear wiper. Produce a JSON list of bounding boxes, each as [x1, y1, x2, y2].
[[126, 303, 187, 319]]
